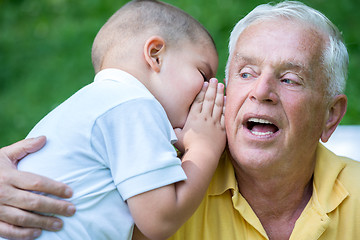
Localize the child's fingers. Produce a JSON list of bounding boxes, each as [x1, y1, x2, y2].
[[221, 112, 225, 127], [201, 78, 218, 115], [211, 83, 225, 121], [221, 96, 226, 127], [190, 82, 208, 114]]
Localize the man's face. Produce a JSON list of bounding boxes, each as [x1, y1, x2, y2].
[[225, 19, 329, 170]]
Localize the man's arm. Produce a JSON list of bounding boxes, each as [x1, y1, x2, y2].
[[0, 136, 76, 240]]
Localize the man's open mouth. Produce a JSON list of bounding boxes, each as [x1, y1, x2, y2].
[[245, 117, 279, 136]]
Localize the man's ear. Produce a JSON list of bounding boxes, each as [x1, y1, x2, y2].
[[321, 94, 347, 142], [144, 36, 166, 73]]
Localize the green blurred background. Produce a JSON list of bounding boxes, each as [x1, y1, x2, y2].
[[0, 0, 359, 146]]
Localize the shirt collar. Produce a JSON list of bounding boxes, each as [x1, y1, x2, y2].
[[208, 143, 349, 213], [208, 149, 238, 196], [208, 150, 268, 237], [313, 143, 349, 213]]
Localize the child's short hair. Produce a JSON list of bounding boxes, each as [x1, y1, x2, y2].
[[92, 0, 215, 73]]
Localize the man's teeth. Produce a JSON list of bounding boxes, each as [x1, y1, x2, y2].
[[248, 117, 273, 124], [251, 130, 274, 136], [248, 117, 274, 135]]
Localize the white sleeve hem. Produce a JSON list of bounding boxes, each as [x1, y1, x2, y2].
[[118, 164, 187, 201]]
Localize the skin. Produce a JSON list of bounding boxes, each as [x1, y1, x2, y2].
[[225, 18, 347, 240]]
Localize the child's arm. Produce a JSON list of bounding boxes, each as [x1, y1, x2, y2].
[[127, 78, 226, 240]]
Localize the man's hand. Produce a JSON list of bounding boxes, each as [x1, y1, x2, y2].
[[0, 136, 76, 240]]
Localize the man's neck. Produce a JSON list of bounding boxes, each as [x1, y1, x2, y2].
[[232, 157, 315, 240]]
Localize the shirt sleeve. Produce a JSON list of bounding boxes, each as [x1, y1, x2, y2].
[[90, 97, 187, 200]]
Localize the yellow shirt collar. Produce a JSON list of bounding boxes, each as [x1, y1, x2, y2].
[[313, 143, 349, 213], [208, 143, 349, 213], [208, 150, 238, 196]]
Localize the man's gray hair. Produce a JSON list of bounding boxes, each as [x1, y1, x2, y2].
[[225, 1, 348, 97]]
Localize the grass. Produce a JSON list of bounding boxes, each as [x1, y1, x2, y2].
[[0, 0, 359, 146]]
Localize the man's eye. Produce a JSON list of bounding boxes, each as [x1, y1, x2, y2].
[[240, 72, 252, 79], [280, 72, 303, 86], [281, 78, 293, 84], [238, 66, 256, 80], [281, 78, 299, 85]]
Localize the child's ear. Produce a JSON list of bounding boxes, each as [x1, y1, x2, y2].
[[321, 94, 347, 142], [144, 36, 166, 73]]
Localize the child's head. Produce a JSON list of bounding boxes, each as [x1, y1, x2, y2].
[[92, 0, 218, 128]]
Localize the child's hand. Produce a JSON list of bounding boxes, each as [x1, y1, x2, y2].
[[174, 78, 226, 157], [129, 79, 225, 240]]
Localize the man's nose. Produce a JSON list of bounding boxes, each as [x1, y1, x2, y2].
[[249, 73, 279, 104]]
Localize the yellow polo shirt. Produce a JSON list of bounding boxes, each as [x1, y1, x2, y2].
[[169, 143, 360, 240]]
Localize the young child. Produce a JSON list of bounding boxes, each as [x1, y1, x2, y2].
[[17, 0, 226, 239]]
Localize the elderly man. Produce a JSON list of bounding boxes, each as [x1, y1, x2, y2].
[[0, 1, 359, 240], [167, 2, 359, 240]]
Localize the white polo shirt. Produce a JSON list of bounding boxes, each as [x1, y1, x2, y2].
[[18, 68, 187, 239]]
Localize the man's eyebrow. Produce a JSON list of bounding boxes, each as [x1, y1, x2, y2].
[[234, 54, 256, 64], [234, 53, 309, 73], [280, 61, 307, 71], [232, 54, 263, 67], [278, 61, 312, 78]]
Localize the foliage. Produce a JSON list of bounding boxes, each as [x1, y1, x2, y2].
[[0, 0, 359, 145]]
